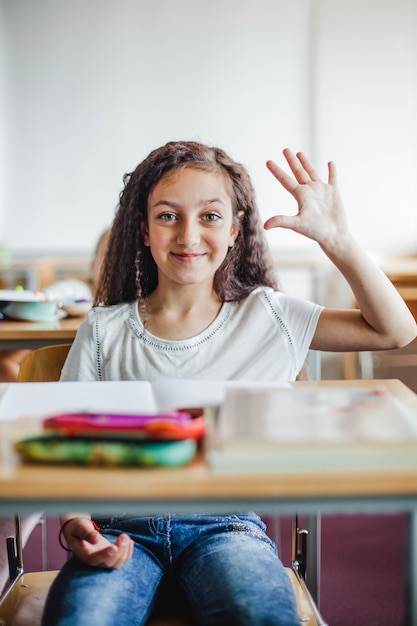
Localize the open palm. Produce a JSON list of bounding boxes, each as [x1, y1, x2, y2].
[[264, 149, 349, 249]]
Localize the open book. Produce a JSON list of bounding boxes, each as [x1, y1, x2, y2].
[[206, 385, 417, 473]]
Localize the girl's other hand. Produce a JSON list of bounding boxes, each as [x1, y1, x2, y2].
[[62, 517, 134, 569]]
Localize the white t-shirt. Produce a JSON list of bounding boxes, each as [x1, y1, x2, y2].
[[60, 287, 323, 383]]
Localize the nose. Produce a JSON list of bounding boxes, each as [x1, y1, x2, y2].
[[176, 218, 200, 247]]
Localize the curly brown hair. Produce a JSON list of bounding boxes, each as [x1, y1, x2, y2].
[[95, 141, 278, 305]]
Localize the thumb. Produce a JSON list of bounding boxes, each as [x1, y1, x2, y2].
[[84, 527, 101, 545], [64, 517, 100, 543], [264, 215, 298, 231]]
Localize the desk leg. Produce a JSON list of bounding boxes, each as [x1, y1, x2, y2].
[[306, 513, 321, 608], [405, 511, 417, 626]]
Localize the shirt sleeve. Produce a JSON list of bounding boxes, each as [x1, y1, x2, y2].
[[273, 292, 324, 376]]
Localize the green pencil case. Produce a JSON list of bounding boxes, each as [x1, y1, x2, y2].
[[14, 433, 197, 467]]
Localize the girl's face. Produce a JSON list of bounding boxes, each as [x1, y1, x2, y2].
[[144, 167, 240, 291]]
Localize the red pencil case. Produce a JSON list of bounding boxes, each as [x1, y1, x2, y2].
[[43, 410, 206, 441]]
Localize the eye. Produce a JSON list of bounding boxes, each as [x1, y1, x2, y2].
[[158, 212, 178, 222], [202, 212, 221, 223]]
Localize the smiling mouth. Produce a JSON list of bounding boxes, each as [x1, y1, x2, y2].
[[171, 252, 206, 262]]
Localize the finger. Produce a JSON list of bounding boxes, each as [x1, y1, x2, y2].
[[74, 539, 115, 567], [95, 544, 119, 567], [296, 152, 321, 182], [282, 148, 312, 184], [84, 529, 101, 545], [115, 533, 133, 553], [266, 160, 298, 194], [328, 160, 337, 185], [96, 533, 133, 569], [104, 535, 134, 569], [264, 215, 299, 231], [65, 523, 100, 551]]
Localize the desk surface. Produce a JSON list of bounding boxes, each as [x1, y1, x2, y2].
[[376, 254, 417, 281], [1, 379, 417, 515], [0, 317, 81, 350]]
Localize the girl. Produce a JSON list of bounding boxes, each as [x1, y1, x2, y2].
[[42, 142, 416, 626]]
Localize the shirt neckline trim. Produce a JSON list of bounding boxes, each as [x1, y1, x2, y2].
[[127, 300, 234, 349]]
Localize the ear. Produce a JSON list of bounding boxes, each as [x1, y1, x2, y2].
[[228, 211, 244, 246], [141, 221, 150, 246]]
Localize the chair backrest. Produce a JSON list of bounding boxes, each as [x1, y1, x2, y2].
[[17, 344, 71, 382]]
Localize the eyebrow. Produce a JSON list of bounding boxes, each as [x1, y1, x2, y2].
[[150, 198, 225, 210]]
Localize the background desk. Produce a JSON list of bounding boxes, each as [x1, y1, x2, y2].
[[344, 255, 417, 390], [0, 317, 81, 350]]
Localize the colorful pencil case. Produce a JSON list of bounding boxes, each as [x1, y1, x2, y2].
[[14, 434, 197, 467], [42, 411, 206, 441]]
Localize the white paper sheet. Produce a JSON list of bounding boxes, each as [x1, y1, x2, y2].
[[0, 381, 156, 421]]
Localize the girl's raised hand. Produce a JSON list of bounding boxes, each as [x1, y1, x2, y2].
[[264, 149, 349, 250]]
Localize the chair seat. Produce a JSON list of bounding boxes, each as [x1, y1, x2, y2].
[[0, 568, 324, 626], [0, 571, 59, 626]]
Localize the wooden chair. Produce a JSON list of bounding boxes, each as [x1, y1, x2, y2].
[[0, 573, 324, 626], [3, 345, 327, 626], [17, 344, 72, 383]]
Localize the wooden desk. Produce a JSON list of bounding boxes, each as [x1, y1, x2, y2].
[[0, 317, 81, 350], [376, 255, 417, 286], [1, 379, 417, 619], [0, 379, 416, 511]]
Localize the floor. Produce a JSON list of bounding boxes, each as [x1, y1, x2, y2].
[[278, 513, 407, 626]]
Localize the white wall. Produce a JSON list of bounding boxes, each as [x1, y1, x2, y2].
[[313, 0, 417, 254], [0, 0, 312, 254], [1, 0, 416, 257], [0, 2, 7, 243]]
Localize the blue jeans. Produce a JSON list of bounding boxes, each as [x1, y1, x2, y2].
[[41, 513, 299, 626]]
